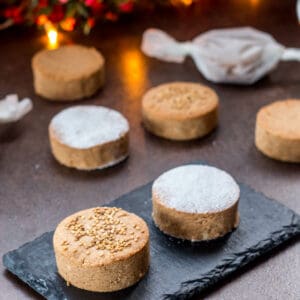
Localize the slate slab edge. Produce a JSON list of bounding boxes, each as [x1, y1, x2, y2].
[[3, 232, 65, 300], [164, 214, 300, 300]]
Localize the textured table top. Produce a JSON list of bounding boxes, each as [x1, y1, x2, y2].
[[1, 0, 299, 299]]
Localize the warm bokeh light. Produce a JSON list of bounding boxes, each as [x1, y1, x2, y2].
[[47, 29, 58, 47], [60, 17, 76, 32], [45, 22, 59, 49], [36, 14, 48, 26], [181, 0, 193, 6], [120, 49, 148, 99], [249, 0, 260, 7], [171, 0, 193, 6]]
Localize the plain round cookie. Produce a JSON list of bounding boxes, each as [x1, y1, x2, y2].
[[32, 44, 105, 101], [53, 207, 150, 292], [255, 99, 300, 162], [152, 165, 240, 241], [49, 105, 129, 170], [142, 82, 219, 141]]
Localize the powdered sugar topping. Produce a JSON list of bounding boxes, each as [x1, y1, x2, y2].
[[153, 165, 240, 213], [50, 105, 129, 149]]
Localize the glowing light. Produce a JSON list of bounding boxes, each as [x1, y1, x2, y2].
[[60, 17, 76, 32], [249, 0, 260, 6], [45, 22, 59, 49], [48, 29, 58, 47], [120, 49, 148, 99], [171, 0, 193, 6], [181, 0, 193, 5], [36, 14, 48, 26]]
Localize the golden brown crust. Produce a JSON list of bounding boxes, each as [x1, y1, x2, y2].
[[152, 193, 239, 241], [53, 207, 150, 292], [32, 45, 105, 101], [49, 126, 129, 170], [142, 106, 218, 141], [142, 82, 219, 120], [142, 82, 218, 140], [255, 99, 300, 162]]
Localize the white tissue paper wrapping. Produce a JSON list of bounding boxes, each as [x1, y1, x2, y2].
[[0, 94, 33, 123], [141, 27, 300, 84]]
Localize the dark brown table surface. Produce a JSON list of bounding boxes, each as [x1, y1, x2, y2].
[[1, 0, 300, 299]]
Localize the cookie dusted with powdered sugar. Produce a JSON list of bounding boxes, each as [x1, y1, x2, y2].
[[53, 207, 149, 292], [152, 165, 240, 241], [142, 82, 219, 141], [49, 105, 129, 170]]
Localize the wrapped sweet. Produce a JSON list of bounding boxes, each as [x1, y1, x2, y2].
[[142, 27, 300, 84], [0, 94, 32, 123]]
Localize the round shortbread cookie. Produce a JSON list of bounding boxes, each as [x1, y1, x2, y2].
[[49, 105, 129, 170], [255, 99, 300, 162], [53, 207, 150, 292], [152, 165, 240, 241], [142, 82, 219, 141], [32, 45, 105, 101]]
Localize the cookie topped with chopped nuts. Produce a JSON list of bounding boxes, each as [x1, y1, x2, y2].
[[142, 82, 219, 140], [54, 207, 149, 266], [142, 82, 218, 120], [53, 207, 150, 292]]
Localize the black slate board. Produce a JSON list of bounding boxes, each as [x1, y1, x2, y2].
[[3, 163, 300, 300]]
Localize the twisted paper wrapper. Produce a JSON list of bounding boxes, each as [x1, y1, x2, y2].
[[141, 27, 300, 84], [0, 94, 33, 123]]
